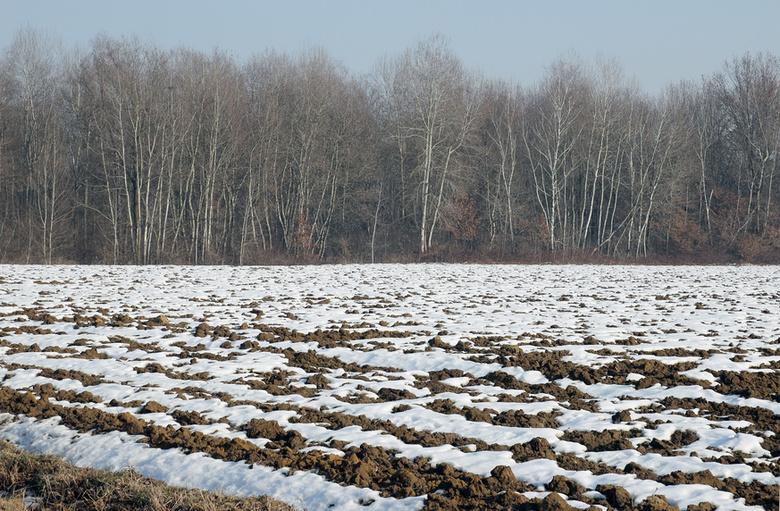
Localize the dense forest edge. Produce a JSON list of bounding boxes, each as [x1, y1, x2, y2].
[[1, 28, 779, 265]]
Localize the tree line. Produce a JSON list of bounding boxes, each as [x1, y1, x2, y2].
[[1, 28, 778, 264]]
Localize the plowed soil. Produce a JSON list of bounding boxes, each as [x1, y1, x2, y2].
[[0, 264, 778, 510]]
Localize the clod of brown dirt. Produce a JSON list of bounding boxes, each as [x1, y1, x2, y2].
[[716, 479, 777, 509], [489, 465, 516, 488], [171, 409, 212, 426], [596, 484, 633, 509], [540, 492, 577, 511], [239, 340, 260, 350], [110, 313, 134, 326], [377, 387, 416, 401], [687, 503, 716, 511], [636, 377, 661, 389], [624, 462, 658, 481], [38, 368, 103, 387], [109, 398, 144, 408], [659, 469, 722, 489], [555, 452, 621, 477], [426, 398, 461, 415], [37, 313, 58, 325], [715, 371, 780, 401], [244, 418, 286, 440], [117, 412, 145, 435], [243, 418, 305, 450], [73, 347, 109, 360], [612, 410, 632, 423], [213, 325, 231, 338], [194, 323, 211, 337], [563, 429, 639, 452], [135, 362, 211, 382], [511, 437, 556, 461], [43, 345, 77, 354], [391, 468, 419, 494], [496, 490, 529, 508], [546, 475, 586, 499], [350, 460, 376, 487], [112, 336, 165, 354], [306, 373, 330, 388], [638, 495, 679, 511], [69, 391, 102, 404], [458, 473, 489, 499], [31, 383, 56, 400], [6, 326, 53, 335], [494, 409, 562, 428], [140, 401, 169, 414], [144, 424, 261, 463], [146, 314, 169, 327], [429, 369, 469, 380], [414, 375, 469, 395], [464, 407, 493, 423], [428, 336, 449, 349], [282, 348, 380, 374], [74, 314, 106, 327], [641, 430, 700, 455], [484, 371, 526, 390]]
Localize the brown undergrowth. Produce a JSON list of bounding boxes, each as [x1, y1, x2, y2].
[[0, 439, 298, 510]]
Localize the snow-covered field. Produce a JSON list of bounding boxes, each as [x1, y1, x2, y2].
[[0, 264, 778, 510]]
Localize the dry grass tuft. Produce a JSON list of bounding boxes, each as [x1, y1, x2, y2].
[[0, 439, 299, 510]]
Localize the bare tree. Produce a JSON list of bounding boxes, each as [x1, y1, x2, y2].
[[713, 53, 780, 238], [379, 34, 480, 254], [4, 26, 69, 263], [575, 57, 631, 250], [477, 79, 524, 248], [522, 53, 588, 251]]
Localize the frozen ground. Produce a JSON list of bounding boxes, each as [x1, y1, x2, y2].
[[0, 264, 778, 510]]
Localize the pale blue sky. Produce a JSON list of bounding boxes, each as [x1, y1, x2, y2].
[[1, 0, 778, 93]]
